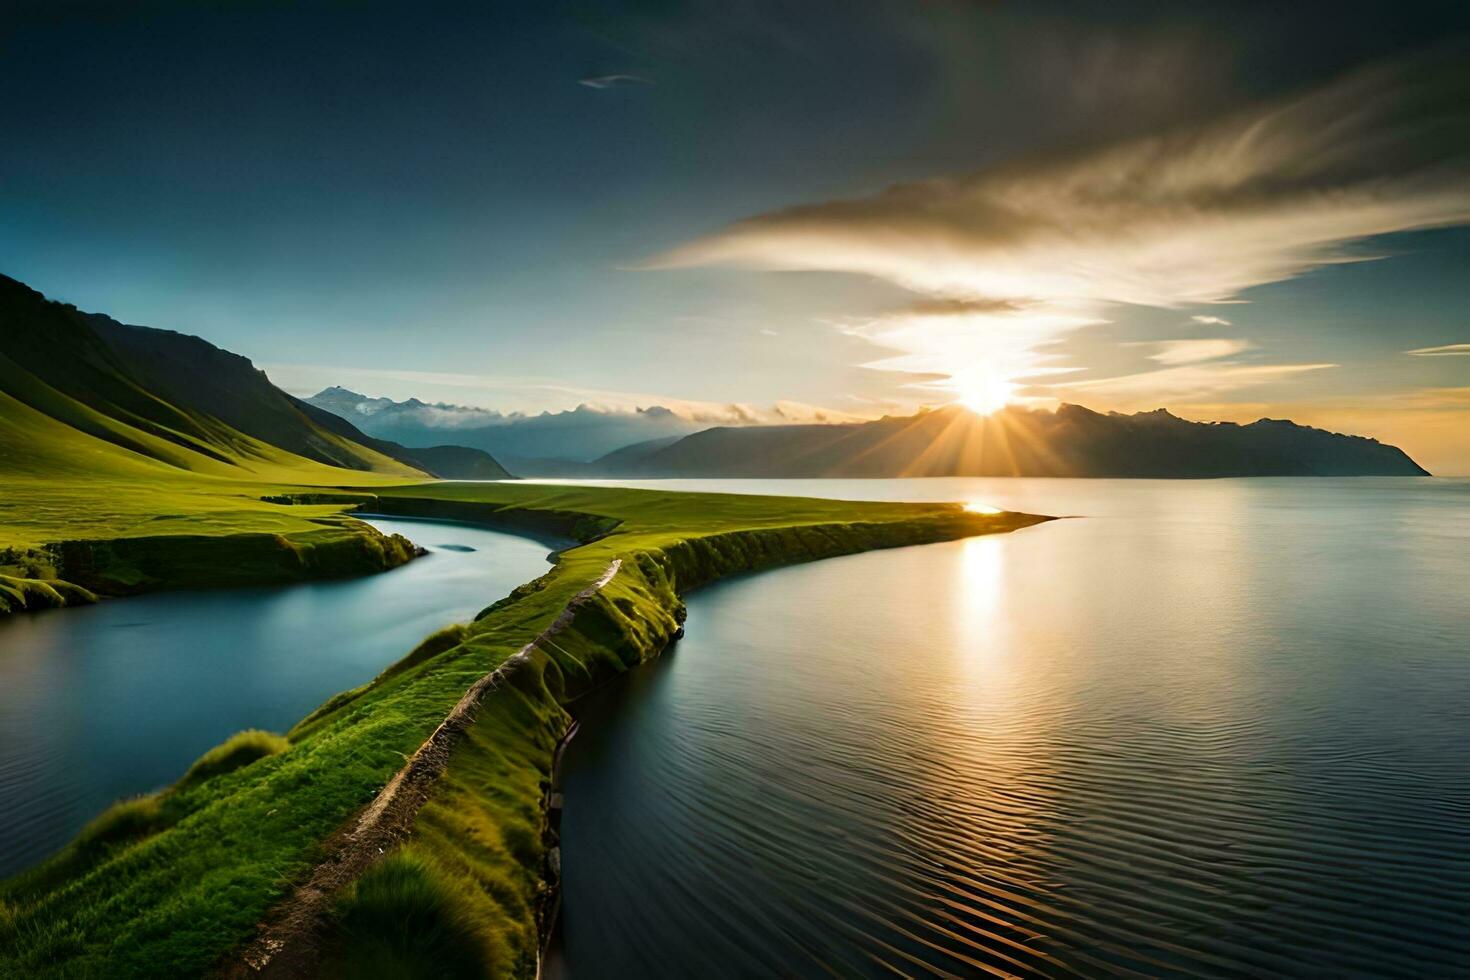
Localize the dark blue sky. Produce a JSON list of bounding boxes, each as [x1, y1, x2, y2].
[[4, 1, 1469, 469]]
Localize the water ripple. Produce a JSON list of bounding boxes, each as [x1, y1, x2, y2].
[[555, 479, 1470, 978]]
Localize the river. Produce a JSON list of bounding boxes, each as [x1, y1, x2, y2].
[[550, 478, 1470, 978], [0, 516, 553, 877]]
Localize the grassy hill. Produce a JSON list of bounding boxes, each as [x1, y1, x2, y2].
[[0, 275, 443, 609], [0, 274, 523, 609], [0, 274, 511, 482]]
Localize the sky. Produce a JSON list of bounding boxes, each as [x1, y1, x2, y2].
[[3, 1, 1470, 472]]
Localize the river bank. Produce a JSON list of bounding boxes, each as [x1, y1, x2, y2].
[[0, 521, 419, 616]]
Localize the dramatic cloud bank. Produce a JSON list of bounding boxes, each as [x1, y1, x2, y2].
[[651, 47, 1470, 405]]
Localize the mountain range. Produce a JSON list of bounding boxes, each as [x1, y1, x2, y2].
[[0, 275, 509, 481], [2, 270, 1428, 483], [303, 387, 707, 471], [596, 403, 1430, 478]]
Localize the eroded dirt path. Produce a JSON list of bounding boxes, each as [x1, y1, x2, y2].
[[225, 560, 621, 979]]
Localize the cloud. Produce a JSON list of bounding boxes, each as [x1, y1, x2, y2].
[[1406, 343, 1470, 356], [838, 303, 1097, 405], [651, 48, 1470, 305], [1058, 361, 1336, 407], [578, 74, 654, 89], [263, 362, 865, 426], [898, 297, 1027, 317], [1143, 338, 1253, 365], [648, 46, 1470, 406], [759, 328, 780, 336], [1190, 314, 1233, 326], [771, 400, 865, 423]]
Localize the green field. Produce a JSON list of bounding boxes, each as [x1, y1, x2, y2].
[[0, 287, 430, 609]]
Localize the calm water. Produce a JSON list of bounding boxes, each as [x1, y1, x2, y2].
[[553, 478, 1470, 978], [0, 516, 551, 876]]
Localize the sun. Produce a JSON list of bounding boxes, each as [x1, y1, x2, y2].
[[954, 375, 1016, 415]]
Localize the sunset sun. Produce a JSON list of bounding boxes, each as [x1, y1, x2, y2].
[[955, 375, 1017, 415]]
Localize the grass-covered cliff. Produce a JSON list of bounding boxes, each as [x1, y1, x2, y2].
[[0, 482, 1049, 978]]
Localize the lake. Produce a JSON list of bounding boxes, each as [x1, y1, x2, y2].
[[550, 478, 1470, 978], [0, 516, 552, 877]]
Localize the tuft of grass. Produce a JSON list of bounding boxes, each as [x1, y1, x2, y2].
[[324, 849, 498, 980], [75, 794, 168, 853], [176, 730, 289, 791]]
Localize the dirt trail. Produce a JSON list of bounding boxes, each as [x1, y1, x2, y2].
[[224, 559, 621, 979]]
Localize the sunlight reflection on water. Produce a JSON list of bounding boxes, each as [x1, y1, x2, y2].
[[554, 477, 1470, 978]]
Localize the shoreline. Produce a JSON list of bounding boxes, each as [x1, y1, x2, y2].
[[0, 519, 421, 619], [536, 717, 579, 980], [228, 561, 621, 978]]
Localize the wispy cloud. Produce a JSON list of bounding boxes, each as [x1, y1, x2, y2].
[[1406, 343, 1470, 356], [262, 362, 862, 425], [1143, 338, 1253, 365], [1190, 315, 1233, 326], [578, 74, 654, 89], [1058, 361, 1336, 408], [648, 47, 1470, 406], [771, 401, 864, 423]]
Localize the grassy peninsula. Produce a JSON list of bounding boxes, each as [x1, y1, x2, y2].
[[0, 479, 1047, 978]]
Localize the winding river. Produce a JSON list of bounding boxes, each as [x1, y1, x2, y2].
[[0, 516, 553, 876], [550, 477, 1470, 978]]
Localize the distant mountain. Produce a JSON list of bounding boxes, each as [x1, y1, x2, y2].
[[304, 387, 708, 468], [598, 403, 1429, 478], [0, 274, 509, 480]]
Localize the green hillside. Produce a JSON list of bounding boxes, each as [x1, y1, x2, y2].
[[0, 275, 421, 480], [0, 276, 444, 610], [0, 274, 511, 484], [89, 310, 512, 479], [0, 273, 524, 608]]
